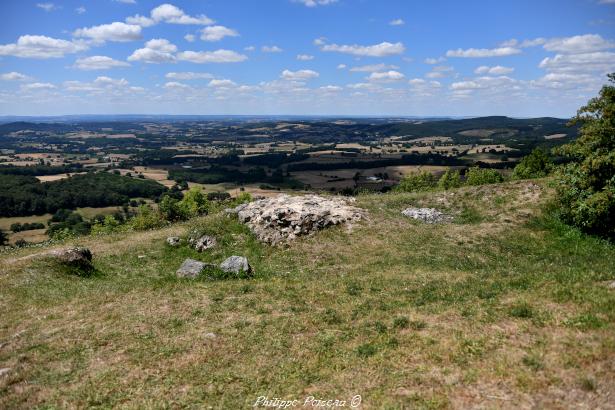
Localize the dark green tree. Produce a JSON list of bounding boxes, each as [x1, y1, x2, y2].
[[0, 230, 8, 246], [554, 73, 615, 239], [512, 148, 553, 179]]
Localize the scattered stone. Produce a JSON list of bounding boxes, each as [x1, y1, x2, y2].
[[166, 236, 181, 247], [220, 256, 252, 276], [401, 207, 452, 224], [0, 368, 10, 377], [49, 247, 92, 268], [607, 281, 615, 289], [231, 194, 365, 245], [137, 255, 146, 259], [176, 259, 213, 279], [194, 235, 217, 252], [203, 332, 217, 339]]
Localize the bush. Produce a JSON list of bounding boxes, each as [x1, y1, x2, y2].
[[0, 230, 7, 246], [465, 167, 504, 186], [512, 148, 553, 179], [554, 73, 615, 239], [129, 204, 167, 231], [395, 171, 437, 192], [437, 169, 463, 190], [90, 215, 122, 235], [178, 187, 209, 218]]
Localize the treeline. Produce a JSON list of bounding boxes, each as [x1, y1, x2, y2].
[[286, 153, 465, 172], [0, 164, 83, 176], [169, 166, 287, 185], [0, 172, 167, 217]]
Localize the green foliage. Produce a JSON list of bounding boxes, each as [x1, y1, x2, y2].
[[512, 148, 553, 179], [10, 222, 45, 232], [437, 169, 462, 190], [129, 205, 167, 231], [554, 73, 615, 239], [465, 167, 504, 186], [47, 211, 91, 239], [177, 187, 210, 219], [0, 230, 8, 246], [90, 215, 123, 235], [158, 195, 185, 222], [395, 171, 437, 192]]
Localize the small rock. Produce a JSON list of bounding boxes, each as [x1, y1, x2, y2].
[[607, 281, 615, 289], [194, 235, 217, 252], [137, 255, 146, 259], [220, 256, 252, 276], [203, 332, 217, 339], [176, 259, 212, 278], [401, 207, 452, 224], [166, 236, 181, 247], [49, 247, 92, 268], [0, 368, 10, 377]]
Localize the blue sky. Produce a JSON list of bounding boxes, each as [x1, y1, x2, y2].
[[0, 0, 614, 117]]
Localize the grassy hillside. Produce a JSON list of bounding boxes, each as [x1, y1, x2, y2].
[[1, 180, 614, 408]]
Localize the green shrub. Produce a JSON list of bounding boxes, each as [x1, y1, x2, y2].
[[395, 171, 437, 192], [554, 73, 615, 239], [178, 187, 209, 218], [129, 204, 167, 231], [465, 167, 504, 186], [512, 148, 553, 179], [90, 215, 123, 235], [437, 169, 463, 190]]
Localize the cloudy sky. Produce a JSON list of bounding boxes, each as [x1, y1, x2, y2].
[[0, 0, 614, 117]]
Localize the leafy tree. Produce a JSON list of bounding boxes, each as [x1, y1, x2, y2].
[[554, 73, 615, 239], [158, 195, 185, 222], [178, 187, 209, 218], [129, 205, 166, 231], [512, 148, 553, 179], [437, 169, 462, 190], [0, 230, 8, 246], [395, 171, 437, 192], [465, 167, 504, 186]]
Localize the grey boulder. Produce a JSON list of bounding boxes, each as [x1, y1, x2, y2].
[[220, 256, 252, 276], [176, 258, 212, 278], [49, 247, 92, 268]]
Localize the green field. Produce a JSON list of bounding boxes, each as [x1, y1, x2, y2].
[[1, 180, 614, 408]]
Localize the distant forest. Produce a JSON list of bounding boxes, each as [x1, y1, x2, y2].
[[0, 172, 167, 217]]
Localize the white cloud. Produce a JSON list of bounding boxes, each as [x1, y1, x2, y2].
[[408, 78, 426, 86], [208, 79, 237, 88], [125, 14, 155, 27], [184, 34, 196, 42], [200, 26, 239, 42], [75, 6, 86, 14], [446, 46, 521, 58], [319, 85, 342, 91], [128, 39, 177, 63], [21, 82, 56, 90], [94, 76, 128, 87], [319, 41, 405, 57], [367, 70, 405, 82], [531, 72, 598, 89], [74, 22, 142, 43], [389, 19, 405, 26], [474, 65, 514, 75], [539, 51, 615, 73], [0, 72, 31, 81], [151, 4, 213, 25], [166, 72, 213, 80], [74, 55, 130, 70], [294, 0, 338, 7], [262, 45, 283, 53], [543, 34, 615, 54], [36, 3, 58, 12], [337, 64, 347, 69], [281, 69, 319, 81], [164, 81, 190, 90], [177, 49, 248, 63], [297, 54, 314, 60], [126, 3, 214, 27], [0, 35, 87, 59], [425, 65, 454, 78], [450, 76, 516, 91], [350, 63, 399, 72], [424, 57, 445, 64]]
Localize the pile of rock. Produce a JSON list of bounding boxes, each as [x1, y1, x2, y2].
[[401, 207, 452, 224], [229, 194, 365, 245], [49, 247, 93, 269]]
